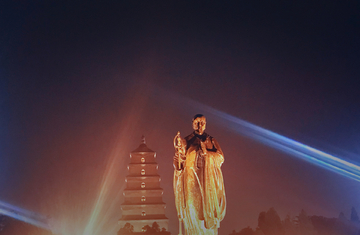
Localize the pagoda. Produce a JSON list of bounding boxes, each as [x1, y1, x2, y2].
[[119, 137, 169, 233]]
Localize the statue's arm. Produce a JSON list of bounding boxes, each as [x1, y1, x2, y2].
[[211, 138, 224, 166], [211, 138, 224, 156]]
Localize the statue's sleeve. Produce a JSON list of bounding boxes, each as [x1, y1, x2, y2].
[[202, 137, 226, 229], [173, 169, 185, 219], [211, 138, 224, 167], [203, 151, 226, 228]]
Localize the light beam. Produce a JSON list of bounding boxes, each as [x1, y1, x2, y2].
[[204, 104, 360, 181], [0, 200, 51, 231], [158, 88, 360, 182]]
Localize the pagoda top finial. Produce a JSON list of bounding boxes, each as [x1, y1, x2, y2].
[[132, 135, 154, 153], [141, 135, 146, 144]]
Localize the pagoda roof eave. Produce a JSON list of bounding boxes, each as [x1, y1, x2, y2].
[[121, 202, 166, 206], [119, 216, 168, 221], [131, 144, 155, 153], [123, 188, 163, 191]]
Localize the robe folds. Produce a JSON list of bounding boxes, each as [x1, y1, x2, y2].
[[174, 133, 226, 235]]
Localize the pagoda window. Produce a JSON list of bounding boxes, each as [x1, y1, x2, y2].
[[141, 196, 146, 202], [141, 157, 145, 163], [141, 182, 145, 188], [141, 211, 146, 216], [141, 169, 145, 175]]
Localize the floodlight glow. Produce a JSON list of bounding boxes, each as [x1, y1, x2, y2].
[[0, 200, 51, 230]]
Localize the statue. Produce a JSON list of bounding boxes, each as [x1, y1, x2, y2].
[[173, 114, 226, 235]]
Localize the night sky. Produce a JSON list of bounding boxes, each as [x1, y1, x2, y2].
[[1, 1, 360, 235]]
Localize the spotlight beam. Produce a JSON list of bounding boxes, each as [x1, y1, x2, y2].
[[0, 200, 51, 231], [158, 88, 360, 182], [202, 105, 360, 182]]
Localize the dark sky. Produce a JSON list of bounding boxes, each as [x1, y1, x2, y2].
[[1, 1, 360, 235]]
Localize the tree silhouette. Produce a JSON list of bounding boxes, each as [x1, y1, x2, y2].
[[118, 222, 134, 234], [152, 222, 160, 232], [258, 207, 283, 235], [141, 222, 170, 234], [142, 225, 153, 233], [339, 212, 346, 220], [238, 226, 255, 235], [282, 214, 297, 235], [231, 207, 360, 235], [351, 207, 359, 222], [295, 209, 316, 235]]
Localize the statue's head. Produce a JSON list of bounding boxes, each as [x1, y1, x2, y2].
[[192, 114, 206, 135]]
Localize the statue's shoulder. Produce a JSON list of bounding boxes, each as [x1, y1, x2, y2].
[[206, 134, 220, 145], [204, 132, 214, 140], [184, 132, 195, 141]]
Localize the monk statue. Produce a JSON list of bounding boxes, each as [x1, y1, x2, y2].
[[173, 114, 226, 235]]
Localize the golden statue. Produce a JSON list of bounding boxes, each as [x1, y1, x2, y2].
[[173, 114, 226, 235]]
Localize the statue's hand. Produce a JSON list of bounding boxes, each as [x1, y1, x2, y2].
[[200, 141, 207, 155], [174, 153, 185, 171], [197, 153, 205, 169], [173, 154, 179, 170]]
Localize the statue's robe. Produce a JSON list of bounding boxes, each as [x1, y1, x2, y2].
[[174, 132, 226, 235]]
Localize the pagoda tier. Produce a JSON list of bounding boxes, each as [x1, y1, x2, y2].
[[119, 137, 169, 233]]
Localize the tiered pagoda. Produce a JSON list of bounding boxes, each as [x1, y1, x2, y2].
[[119, 137, 169, 233]]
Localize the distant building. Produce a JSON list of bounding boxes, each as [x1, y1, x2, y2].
[[118, 137, 169, 233]]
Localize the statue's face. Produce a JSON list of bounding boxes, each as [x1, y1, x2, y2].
[[193, 116, 206, 135]]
